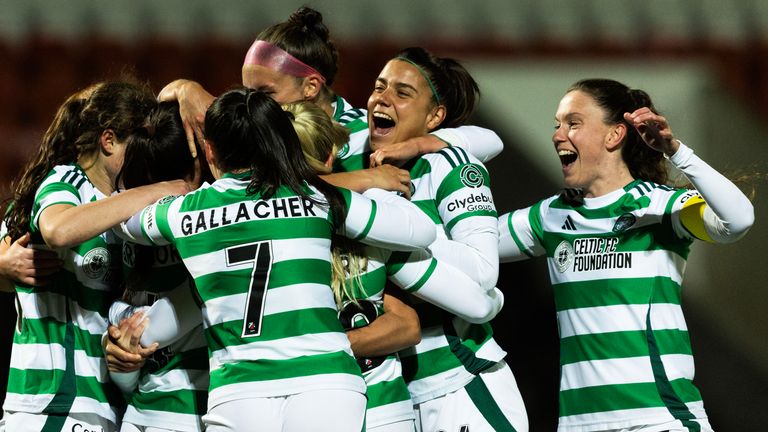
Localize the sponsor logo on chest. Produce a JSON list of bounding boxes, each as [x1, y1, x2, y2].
[[554, 237, 633, 273]]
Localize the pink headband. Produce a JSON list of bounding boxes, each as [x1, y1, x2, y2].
[[243, 40, 326, 83]]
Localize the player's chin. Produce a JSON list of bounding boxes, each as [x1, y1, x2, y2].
[[369, 133, 396, 150]]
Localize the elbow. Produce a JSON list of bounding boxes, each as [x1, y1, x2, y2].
[[477, 260, 499, 290], [398, 307, 422, 347], [485, 130, 504, 160], [461, 290, 504, 324], [403, 319, 422, 346], [722, 208, 755, 243], [40, 224, 76, 249], [714, 201, 755, 244], [401, 214, 437, 250], [412, 227, 437, 249], [735, 204, 755, 236]]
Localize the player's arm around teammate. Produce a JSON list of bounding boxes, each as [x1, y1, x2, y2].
[[1, 81, 190, 432], [361, 47, 527, 432]]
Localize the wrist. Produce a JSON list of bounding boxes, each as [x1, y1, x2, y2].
[[666, 140, 694, 166], [663, 139, 681, 158], [420, 135, 448, 154]]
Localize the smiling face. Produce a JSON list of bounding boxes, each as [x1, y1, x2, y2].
[[366, 59, 443, 150], [242, 64, 305, 104], [553, 90, 630, 197]]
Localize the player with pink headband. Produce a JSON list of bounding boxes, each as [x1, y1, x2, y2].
[[158, 7, 503, 195], [243, 40, 327, 85]]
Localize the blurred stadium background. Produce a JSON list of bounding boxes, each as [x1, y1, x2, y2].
[[1, 1, 766, 430]]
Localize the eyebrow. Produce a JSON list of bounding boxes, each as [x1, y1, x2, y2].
[[556, 112, 581, 122], [376, 78, 419, 94]]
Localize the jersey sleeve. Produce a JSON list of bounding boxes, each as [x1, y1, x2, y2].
[[498, 202, 547, 263], [108, 280, 200, 349], [31, 176, 84, 231], [431, 148, 499, 289], [430, 125, 503, 163], [114, 195, 181, 247], [337, 187, 436, 251], [667, 142, 754, 243], [386, 248, 503, 324]]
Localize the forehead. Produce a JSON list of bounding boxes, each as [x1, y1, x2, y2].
[[242, 64, 292, 88], [556, 90, 602, 118], [377, 59, 429, 89]]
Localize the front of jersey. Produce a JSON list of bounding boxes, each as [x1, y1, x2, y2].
[[4, 164, 122, 422], [120, 242, 208, 431], [396, 147, 505, 404], [501, 180, 710, 431], [334, 126, 505, 403], [127, 173, 366, 410]]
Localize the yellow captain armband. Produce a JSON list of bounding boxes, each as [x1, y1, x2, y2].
[[679, 194, 714, 242]]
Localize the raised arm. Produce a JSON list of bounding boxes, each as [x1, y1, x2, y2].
[[157, 79, 215, 158], [430, 150, 500, 289], [624, 108, 754, 243]]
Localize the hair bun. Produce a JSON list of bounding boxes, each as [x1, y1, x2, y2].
[[289, 7, 329, 40]]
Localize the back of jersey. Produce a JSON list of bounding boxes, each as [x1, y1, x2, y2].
[[153, 173, 365, 407]]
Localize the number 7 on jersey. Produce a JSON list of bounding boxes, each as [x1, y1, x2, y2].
[[226, 241, 273, 338]]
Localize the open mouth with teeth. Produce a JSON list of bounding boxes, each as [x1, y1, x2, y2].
[[558, 149, 578, 167], [371, 112, 395, 137]]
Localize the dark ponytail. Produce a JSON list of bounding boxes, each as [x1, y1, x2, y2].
[[204, 88, 347, 227]]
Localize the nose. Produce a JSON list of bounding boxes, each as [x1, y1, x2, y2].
[[369, 88, 391, 108], [552, 124, 566, 145]]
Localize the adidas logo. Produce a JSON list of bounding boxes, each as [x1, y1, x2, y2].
[[561, 215, 577, 231]]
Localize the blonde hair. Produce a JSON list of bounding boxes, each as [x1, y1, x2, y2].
[[282, 101, 348, 175], [282, 101, 365, 307]]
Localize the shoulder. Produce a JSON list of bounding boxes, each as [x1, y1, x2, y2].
[[627, 180, 690, 214], [334, 96, 368, 131], [39, 164, 88, 189], [35, 164, 94, 206], [418, 147, 489, 187], [424, 146, 478, 167]]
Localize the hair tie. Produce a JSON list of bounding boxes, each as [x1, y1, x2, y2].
[[395, 57, 440, 105]]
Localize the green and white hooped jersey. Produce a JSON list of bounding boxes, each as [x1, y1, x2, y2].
[[338, 245, 430, 429], [4, 164, 123, 422], [397, 148, 504, 404], [335, 127, 505, 403], [119, 243, 208, 431], [122, 174, 382, 409], [333, 95, 368, 172], [501, 180, 709, 431], [332, 94, 367, 131]]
